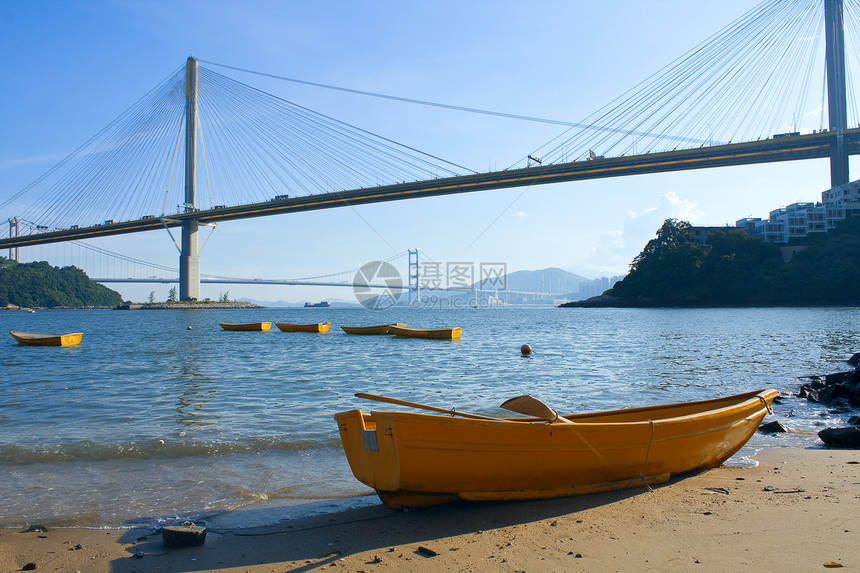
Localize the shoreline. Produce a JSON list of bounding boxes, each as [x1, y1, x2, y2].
[[116, 301, 264, 310], [1, 302, 265, 310], [2, 447, 857, 572], [559, 295, 860, 308]]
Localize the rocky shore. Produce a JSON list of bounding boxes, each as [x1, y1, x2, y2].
[[116, 301, 263, 310], [1, 303, 113, 311], [558, 295, 644, 308], [797, 353, 860, 448]]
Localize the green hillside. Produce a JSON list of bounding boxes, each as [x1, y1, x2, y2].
[[0, 258, 123, 308], [563, 218, 860, 307]]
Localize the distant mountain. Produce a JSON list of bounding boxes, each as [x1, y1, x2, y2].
[[234, 268, 592, 307], [475, 267, 590, 294], [236, 298, 295, 307]]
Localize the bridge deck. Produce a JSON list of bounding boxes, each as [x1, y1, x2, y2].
[[2, 129, 858, 249]]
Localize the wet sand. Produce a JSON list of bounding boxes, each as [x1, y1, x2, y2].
[[1, 448, 858, 572]]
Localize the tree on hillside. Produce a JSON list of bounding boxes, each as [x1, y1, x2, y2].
[[167, 287, 178, 303], [698, 227, 783, 304], [609, 219, 711, 303], [629, 219, 697, 271], [0, 257, 122, 307], [601, 216, 860, 307]]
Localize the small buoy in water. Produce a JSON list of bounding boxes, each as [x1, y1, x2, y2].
[[520, 344, 532, 355], [158, 439, 164, 445], [186, 326, 192, 330]]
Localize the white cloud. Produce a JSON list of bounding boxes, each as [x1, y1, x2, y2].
[[626, 206, 657, 220], [573, 191, 704, 276], [660, 191, 703, 221]]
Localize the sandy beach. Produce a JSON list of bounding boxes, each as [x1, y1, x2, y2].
[[1, 447, 857, 572]]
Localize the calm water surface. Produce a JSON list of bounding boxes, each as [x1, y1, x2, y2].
[[1, 306, 858, 527]]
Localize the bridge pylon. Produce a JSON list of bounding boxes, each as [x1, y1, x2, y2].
[[826, 0, 850, 187], [408, 249, 419, 305], [180, 56, 201, 301], [7, 217, 20, 262]]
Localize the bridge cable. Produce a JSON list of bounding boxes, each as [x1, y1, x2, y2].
[[200, 59, 717, 149]]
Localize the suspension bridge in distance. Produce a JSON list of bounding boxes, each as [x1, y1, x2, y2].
[[2, 0, 858, 300], [42, 244, 563, 301]]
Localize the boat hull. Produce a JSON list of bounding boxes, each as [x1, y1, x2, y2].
[[10, 331, 83, 347], [341, 323, 406, 335], [388, 325, 462, 339], [276, 322, 331, 333], [219, 322, 272, 331], [335, 389, 777, 508]]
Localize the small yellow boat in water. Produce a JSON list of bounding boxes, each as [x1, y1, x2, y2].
[[10, 331, 83, 347], [387, 325, 462, 340], [219, 322, 272, 331], [335, 388, 778, 508], [276, 322, 331, 333], [341, 323, 406, 335]]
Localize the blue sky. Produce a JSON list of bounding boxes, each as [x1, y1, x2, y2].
[[1, 0, 853, 302]]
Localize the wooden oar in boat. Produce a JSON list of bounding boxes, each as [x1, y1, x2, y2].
[[500, 395, 575, 424], [354, 393, 498, 421]]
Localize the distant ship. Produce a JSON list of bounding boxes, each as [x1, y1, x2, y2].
[[304, 301, 331, 308]]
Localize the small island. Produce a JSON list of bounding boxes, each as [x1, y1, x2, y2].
[[561, 217, 860, 308], [118, 288, 263, 309], [118, 301, 263, 310], [0, 258, 263, 310]]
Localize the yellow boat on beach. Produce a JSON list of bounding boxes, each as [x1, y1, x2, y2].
[[276, 322, 331, 333], [335, 388, 778, 508], [219, 322, 272, 331], [341, 323, 406, 335], [10, 331, 83, 347], [387, 325, 462, 340]]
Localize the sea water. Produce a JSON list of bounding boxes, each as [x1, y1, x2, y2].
[[1, 306, 858, 527]]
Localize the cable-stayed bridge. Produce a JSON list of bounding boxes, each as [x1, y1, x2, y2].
[[2, 0, 860, 299]]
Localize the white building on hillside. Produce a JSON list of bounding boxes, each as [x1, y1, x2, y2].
[[736, 180, 860, 243], [822, 180, 860, 228]]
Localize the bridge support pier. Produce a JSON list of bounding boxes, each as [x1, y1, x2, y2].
[[826, 0, 849, 187], [7, 217, 20, 262], [179, 56, 200, 300], [180, 219, 200, 300]]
